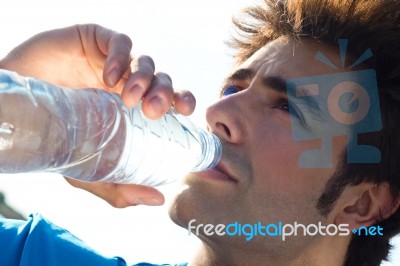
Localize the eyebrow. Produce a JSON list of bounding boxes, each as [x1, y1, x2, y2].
[[224, 68, 323, 119], [227, 68, 254, 81], [224, 68, 288, 94]]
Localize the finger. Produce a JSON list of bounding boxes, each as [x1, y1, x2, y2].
[[173, 90, 196, 116], [93, 25, 133, 87], [65, 177, 165, 208], [121, 55, 155, 108], [141, 72, 174, 120]]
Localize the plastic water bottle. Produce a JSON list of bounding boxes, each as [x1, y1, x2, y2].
[[0, 69, 222, 186]]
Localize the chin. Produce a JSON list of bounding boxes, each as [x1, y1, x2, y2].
[[168, 184, 197, 229], [168, 172, 239, 230]]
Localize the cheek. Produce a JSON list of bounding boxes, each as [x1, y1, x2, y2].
[[248, 122, 335, 198], [249, 121, 310, 174], [246, 157, 331, 225], [241, 113, 342, 222]]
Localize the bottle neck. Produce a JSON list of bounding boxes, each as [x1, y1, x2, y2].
[[191, 128, 222, 172]]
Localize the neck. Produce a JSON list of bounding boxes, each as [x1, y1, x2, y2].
[[189, 235, 351, 266]]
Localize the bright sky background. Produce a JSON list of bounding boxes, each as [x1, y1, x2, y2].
[[0, 0, 399, 265]]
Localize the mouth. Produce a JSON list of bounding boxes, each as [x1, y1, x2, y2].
[[196, 162, 238, 183]]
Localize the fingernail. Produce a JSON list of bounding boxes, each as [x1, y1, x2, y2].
[[107, 67, 121, 86], [122, 85, 145, 108], [149, 96, 164, 116], [129, 84, 145, 99], [136, 197, 162, 206]]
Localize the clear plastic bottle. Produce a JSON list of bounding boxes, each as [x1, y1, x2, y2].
[[0, 69, 222, 186]]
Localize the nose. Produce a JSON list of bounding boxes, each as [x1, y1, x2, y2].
[[205, 94, 245, 144]]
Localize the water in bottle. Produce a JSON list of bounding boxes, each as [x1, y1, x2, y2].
[[0, 69, 222, 186]]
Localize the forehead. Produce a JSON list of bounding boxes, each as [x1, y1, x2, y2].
[[238, 37, 345, 80]]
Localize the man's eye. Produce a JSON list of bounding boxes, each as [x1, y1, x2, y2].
[[278, 100, 301, 119], [280, 102, 290, 113], [280, 100, 309, 129], [222, 85, 241, 97]]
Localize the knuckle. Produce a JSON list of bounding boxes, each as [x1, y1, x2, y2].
[[111, 50, 131, 60], [138, 55, 155, 70], [132, 70, 152, 81], [131, 59, 154, 75], [155, 71, 172, 83], [179, 90, 194, 98], [154, 84, 174, 98], [114, 33, 133, 49]]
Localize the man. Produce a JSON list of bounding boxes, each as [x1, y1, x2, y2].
[[172, 0, 400, 265], [1, 1, 400, 266]]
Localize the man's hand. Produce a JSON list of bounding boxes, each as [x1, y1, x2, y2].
[[0, 24, 196, 207]]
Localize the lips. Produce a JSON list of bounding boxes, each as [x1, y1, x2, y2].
[[196, 162, 238, 183], [216, 163, 239, 182]]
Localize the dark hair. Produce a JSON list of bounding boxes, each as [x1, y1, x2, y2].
[[230, 0, 400, 265]]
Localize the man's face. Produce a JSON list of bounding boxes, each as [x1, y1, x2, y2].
[[170, 37, 354, 253]]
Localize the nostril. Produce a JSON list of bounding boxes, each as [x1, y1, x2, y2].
[[216, 122, 231, 138]]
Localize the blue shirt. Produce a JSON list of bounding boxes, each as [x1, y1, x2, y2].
[[0, 213, 188, 266]]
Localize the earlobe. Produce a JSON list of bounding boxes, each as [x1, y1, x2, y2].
[[334, 183, 400, 230]]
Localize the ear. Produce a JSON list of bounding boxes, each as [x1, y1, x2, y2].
[[334, 183, 400, 229]]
